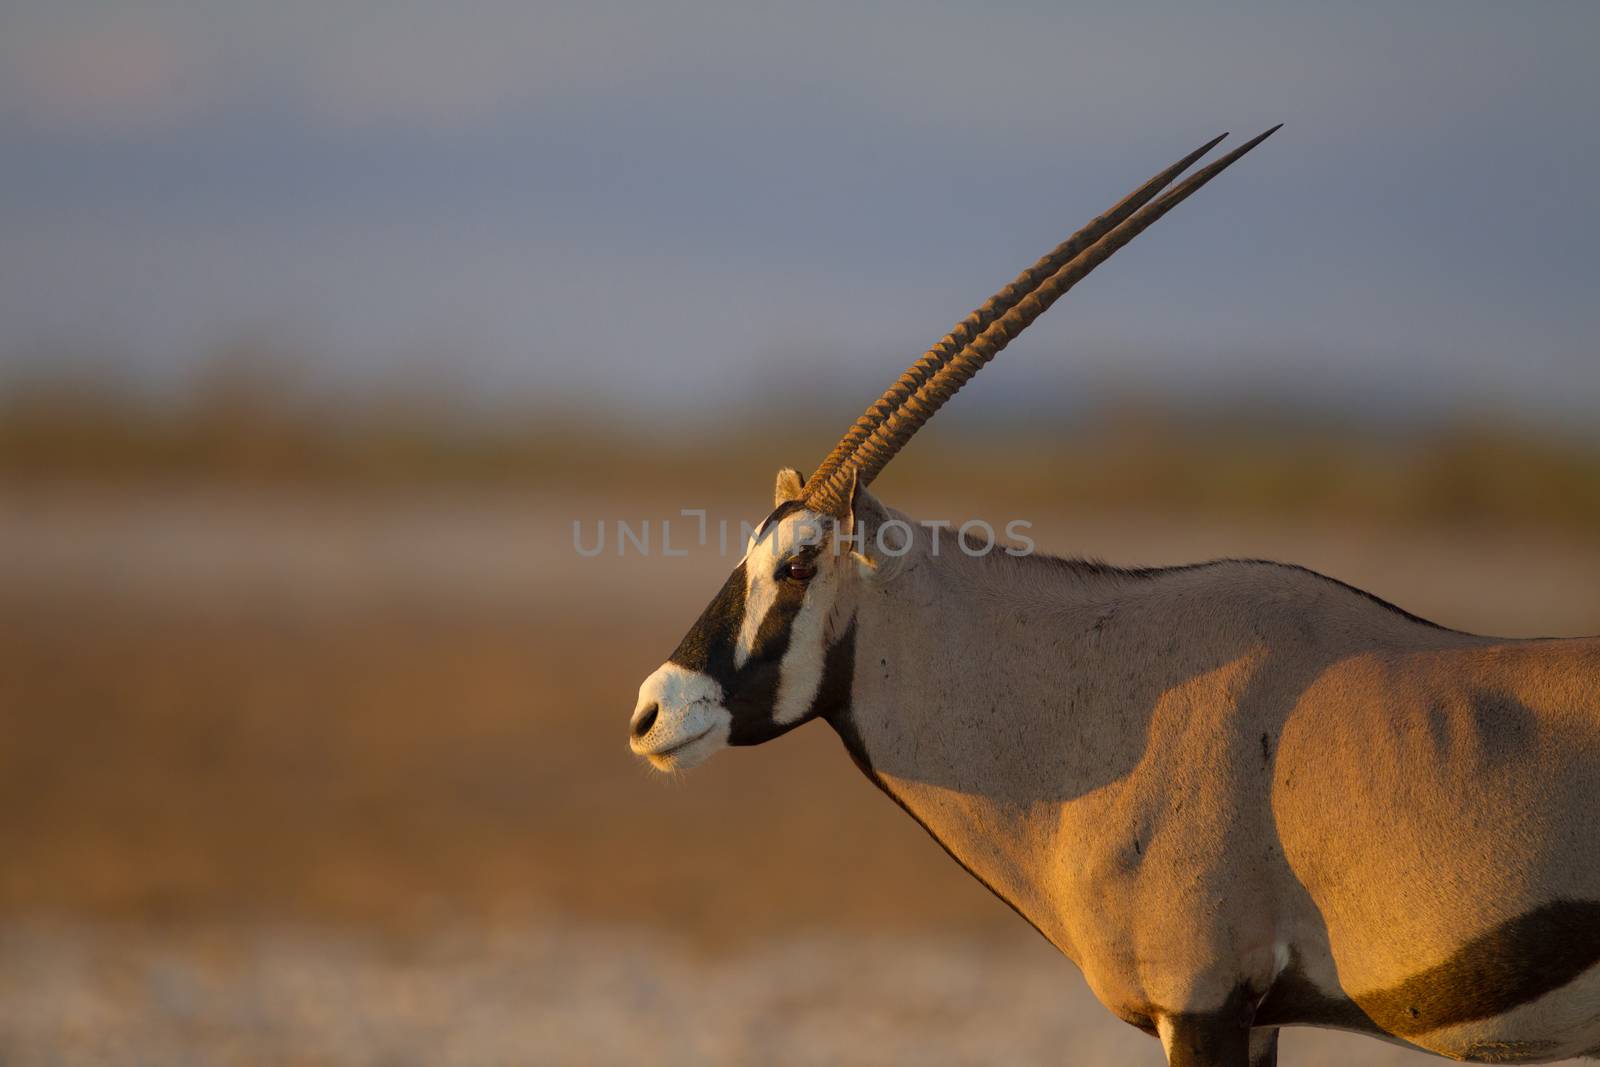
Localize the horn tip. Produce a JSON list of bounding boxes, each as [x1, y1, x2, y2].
[[1230, 123, 1284, 155]]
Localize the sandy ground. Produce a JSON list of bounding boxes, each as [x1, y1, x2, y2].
[[0, 919, 1565, 1067], [1, 488, 1597, 1064]]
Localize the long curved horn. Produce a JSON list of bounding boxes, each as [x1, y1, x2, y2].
[[805, 132, 1229, 492], [804, 125, 1281, 517]]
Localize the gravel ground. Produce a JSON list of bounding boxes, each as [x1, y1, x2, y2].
[[2, 494, 1594, 1066], [2, 920, 1579, 1067]]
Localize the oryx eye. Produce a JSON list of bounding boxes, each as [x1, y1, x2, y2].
[[780, 559, 817, 582]]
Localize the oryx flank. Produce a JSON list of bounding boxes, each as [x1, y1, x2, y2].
[[628, 129, 1600, 1065]]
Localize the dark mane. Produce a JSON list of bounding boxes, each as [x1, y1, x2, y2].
[[1006, 551, 1462, 634]]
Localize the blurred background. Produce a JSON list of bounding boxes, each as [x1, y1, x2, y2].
[[2, 2, 1598, 1064]]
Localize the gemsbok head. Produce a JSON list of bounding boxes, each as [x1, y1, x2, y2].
[[630, 127, 1273, 772]]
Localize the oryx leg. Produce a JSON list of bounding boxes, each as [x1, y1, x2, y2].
[[1158, 1007, 1274, 1067], [1247, 1028, 1278, 1067]]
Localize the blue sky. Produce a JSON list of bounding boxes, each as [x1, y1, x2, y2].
[[2, 2, 1597, 422]]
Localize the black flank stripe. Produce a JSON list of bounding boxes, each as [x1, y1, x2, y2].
[[1259, 902, 1600, 1040], [1354, 899, 1600, 1036]]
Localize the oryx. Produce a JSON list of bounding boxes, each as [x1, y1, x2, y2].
[[627, 128, 1600, 1066]]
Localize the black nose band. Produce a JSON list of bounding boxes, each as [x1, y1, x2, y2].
[[668, 562, 748, 678]]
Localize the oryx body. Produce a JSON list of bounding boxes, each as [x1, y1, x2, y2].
[[627, 131, 1600, 1065]]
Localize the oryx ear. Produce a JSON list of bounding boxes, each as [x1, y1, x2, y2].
[[843, 468, 900, 577], [845, 466, 865, 532], [774, 467, 806, 506]]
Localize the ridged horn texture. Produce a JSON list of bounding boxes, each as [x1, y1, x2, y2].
[[803, 125, 1281, 518], [805, 132, 1228, 493]]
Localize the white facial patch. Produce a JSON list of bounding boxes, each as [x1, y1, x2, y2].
[[770, 586, 830, 725], [735, 508, 828, 669], [742, 509, 839, 726], [630, 663, 732, 772], [735, 560, 778, 670], [726, 508, 839, 726]]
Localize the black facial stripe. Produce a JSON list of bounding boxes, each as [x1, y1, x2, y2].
[[751, 578, 807, 657], [664, 552, 806, 724], [812, 618, 856, 719], [729, 619, 856, 747], [753, 499, 807, 542], [724, 658, 787, 744], [722, 578, 809, 744], [666, 504, 848, 745], [669, 512, 817, 679], [667, 562, 747, 677]]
